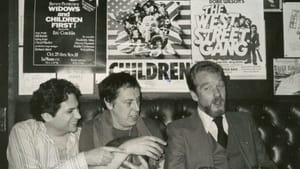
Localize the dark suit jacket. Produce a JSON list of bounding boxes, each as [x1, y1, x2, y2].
[[165, 111, 277, 169]]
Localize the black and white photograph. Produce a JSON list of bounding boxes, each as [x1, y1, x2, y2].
[[1, 0, 300, 169]]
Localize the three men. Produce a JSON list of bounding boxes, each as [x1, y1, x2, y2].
[[7, 63, 277, 169], [164, 61, 277, 169]]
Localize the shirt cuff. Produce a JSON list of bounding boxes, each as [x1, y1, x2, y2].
[[76, 153, 89, 169]]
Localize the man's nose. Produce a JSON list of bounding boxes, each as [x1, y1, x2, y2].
[[214, 87, 222, 97], [73, 109, 81, 119], [132, 101, 140, 112]]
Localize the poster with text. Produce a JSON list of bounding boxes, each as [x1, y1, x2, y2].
[[107, 0, 191, 92], [191, 0, 266, 79], [273, 58, 300, 95], [283, 3, 300, 58], [33, 0, 97, 67]]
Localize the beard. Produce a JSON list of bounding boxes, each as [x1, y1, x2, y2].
[[204, 97, 226, 117]]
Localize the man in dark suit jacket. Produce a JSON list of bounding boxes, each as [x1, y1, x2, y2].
[[79, 72, 166, 168], [245, 24, 261, 65], [165, 61, 277, 169]]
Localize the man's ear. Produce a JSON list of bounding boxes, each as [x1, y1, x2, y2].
[[41, 113, 53, 122], [190, 91, 199, 102], [104, 98, 113, 110]]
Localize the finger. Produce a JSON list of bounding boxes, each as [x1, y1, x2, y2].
[[102, 151, 114, 160], [142, 140, 164, 154], [138, 156, 149, 167], [143, 150, 159, 160], [146, 136, 167, 145], [102, 146, 125, 153], [99, 155, 113, 166], [144, 146, 162, 159], [123, 160, 139, 169], [101, 151, 115, 164]]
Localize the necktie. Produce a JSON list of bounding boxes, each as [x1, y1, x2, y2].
[[213, 116, 228, 148]]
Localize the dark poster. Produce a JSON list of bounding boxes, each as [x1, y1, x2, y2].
[[24, 0, 106, 72]]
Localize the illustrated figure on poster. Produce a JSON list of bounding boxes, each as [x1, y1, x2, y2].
[[110, 0, 181, 58], [245, 25, 262, 65], [264, 0, 276, 9]]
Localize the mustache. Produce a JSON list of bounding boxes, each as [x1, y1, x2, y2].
[[212, 97, 225, 104]]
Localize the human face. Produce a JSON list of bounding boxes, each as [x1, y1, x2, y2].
[[45, 93, 81, 135], [251, 26, 257, 33], [106, 87, 141, 130], [191, 71, 226, 118]]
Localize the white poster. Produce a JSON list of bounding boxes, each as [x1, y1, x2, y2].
[[283, 3, 300, 58], [273, 58, 300, 95], [57, 69, 94, 95], [18, 48, 56, 95], [191, 0, 266, 79]]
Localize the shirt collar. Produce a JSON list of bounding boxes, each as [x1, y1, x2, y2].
[[197, 107, 228, 133]]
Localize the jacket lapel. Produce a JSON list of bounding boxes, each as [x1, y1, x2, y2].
[[188, 112, 215, 167], [226, 113, 253, 169]]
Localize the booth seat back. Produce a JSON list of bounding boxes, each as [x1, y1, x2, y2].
[[15, 98, 300, 169]]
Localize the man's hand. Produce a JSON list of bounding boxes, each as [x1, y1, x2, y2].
[[119, 136, 167, 160], [84, 146, 124, 166]]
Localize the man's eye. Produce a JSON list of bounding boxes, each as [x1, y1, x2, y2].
[[125, 101, 132, 106], [202, 86, 211, 91]]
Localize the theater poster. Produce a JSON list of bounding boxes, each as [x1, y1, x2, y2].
[[107, 0, 191, 92], [23, 0, 104, 73], [191, 0, 266, 79], [283, 3, 300, 58], [264, 0, 282, 12], [273, 58, 300, 95]]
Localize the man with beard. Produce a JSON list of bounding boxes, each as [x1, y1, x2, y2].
[[164, 61, 277, 169]]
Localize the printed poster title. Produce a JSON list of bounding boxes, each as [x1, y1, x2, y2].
[[45, 2, 83, 29], [194, 4, 251, 58]]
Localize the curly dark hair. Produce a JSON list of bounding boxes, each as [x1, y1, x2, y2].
[[98, 72, 141, 110], [30, 78, 81, 122], [186, 61, 227, 92]]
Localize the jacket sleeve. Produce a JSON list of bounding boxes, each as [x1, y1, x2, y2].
[[248, 115, 278, 169], [79, 121, 95, 152], [164, 124, 186, 169]]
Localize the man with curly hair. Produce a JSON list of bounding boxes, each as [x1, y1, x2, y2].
[[7, 79, 123, 169]]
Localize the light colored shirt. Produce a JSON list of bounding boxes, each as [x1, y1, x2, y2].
[[197, 107, 228, 141], [7, 119, 88, 169]]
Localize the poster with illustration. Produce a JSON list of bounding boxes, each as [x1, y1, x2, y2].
[[264, 0, 282, 12], [191, 0, 266, 79], [107, 0, 191, 92], [273, 58, 300, 95], [283, 3, 300, 58]]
